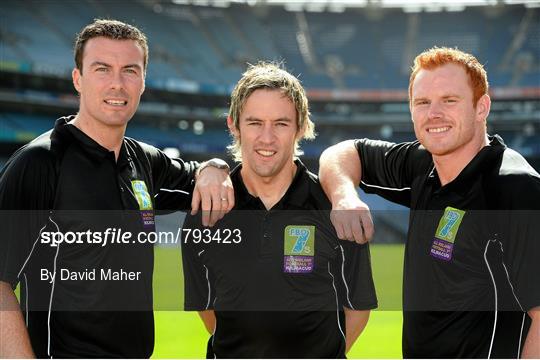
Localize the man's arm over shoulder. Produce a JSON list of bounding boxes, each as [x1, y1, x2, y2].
[[319, 140, 373, 243], [319, 139, 430, 243], [138, 142, 234, 226], [320, 138, 431, 205], [319, 140, 361, 207]]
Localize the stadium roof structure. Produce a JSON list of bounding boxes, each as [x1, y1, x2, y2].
[[170, 0, 540, 12]]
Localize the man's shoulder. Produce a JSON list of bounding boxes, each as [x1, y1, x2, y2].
[[356, 138, 427, 155], [0, 129, 59, 209], [299, 166, 332, 210], [356, 138, 433, 181], [302, 166, 320, 185], [123, 137, 167, 168], [124, 137, 158, 155], [488, 147, 540, 207], [3, 129, 58, 173], [498, 147, 539, 177]]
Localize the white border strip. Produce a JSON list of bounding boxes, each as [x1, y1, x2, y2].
[[46, 217, 61, 358], [16, 222, 48, 279], [484, 239, 498, 359], [499, 242, 526, 357], [23, 273, 29, 326], [360, 180, 411, 192], [338, 245, 355, 309], [203, 265, 211, 310], [154, 188, 190, 198], [328, 262, 346, 341], [197, 250, 212, 310]]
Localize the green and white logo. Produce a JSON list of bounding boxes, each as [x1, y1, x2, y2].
[[131, 180, 153, 210], [284, 225, 315, 256], [435, 207, 466, 243]]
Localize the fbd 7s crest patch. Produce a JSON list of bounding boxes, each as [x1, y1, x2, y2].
[[283, 225, 315, 273], [131, 180, 155, 229], [430, 207, 465, 261]]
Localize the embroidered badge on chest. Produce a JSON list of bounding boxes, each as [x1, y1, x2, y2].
[[283, 225, 315, 273], [131, 180, 155, 229], [430, 207, 465, 261]]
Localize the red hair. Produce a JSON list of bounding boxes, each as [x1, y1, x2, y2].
[[409, 47, 489, 106]]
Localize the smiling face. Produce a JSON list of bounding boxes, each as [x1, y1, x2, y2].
[[410, 63, 489, 159], [72, 37, 145, 130], [228, 88, 302, 180]]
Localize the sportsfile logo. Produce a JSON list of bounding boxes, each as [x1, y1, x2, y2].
[[284, 225, 315, 273]]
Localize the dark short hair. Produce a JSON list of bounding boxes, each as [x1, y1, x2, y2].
[[74, 19, 148, 74]]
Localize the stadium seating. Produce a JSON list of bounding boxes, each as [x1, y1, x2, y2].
[[2, 1, 538, 90]]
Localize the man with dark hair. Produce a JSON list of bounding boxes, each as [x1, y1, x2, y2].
[[0, 19, 234, 358], [182, 62, 377, 358], [319, 47, 540, 358], [73, 19, 150, 73]]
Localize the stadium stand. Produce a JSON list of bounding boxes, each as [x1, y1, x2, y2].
[[2, 1, 539, 90]]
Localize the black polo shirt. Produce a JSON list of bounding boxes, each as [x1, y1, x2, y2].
[[355, 135, 540, 358], [0, 116, 196, 358], [182, 160, 377, 358]]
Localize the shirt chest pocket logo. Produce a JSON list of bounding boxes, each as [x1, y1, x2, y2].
[[430, 207, 466, 261], [283, 225, 315, 273], [131, 180, 153, 210]]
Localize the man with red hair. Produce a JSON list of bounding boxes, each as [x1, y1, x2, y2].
[[319, 47, 540, 358]]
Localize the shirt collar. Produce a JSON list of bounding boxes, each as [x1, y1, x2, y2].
[[231, 159, 311, 210], [428, 134, 506, 194], [54, 115, 132, 169]]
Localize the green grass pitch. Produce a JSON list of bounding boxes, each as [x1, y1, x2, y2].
[[152, 243, 405, 358]]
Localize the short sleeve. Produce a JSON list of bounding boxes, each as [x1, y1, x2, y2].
[[181, 214, 215, 311], [498, 175, 540, 312], [0, 145, 55, 288], [355, 139, 432, 207], [332, 240, 378, 311]]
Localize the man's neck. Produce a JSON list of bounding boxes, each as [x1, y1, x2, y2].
[[71, 113, 126, 160], [433, 134, 490, 186], [241, 162, 297, 210]]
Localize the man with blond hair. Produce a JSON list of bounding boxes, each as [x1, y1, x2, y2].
[[182, 62, 377, 358], [319, 47, 540, 358]]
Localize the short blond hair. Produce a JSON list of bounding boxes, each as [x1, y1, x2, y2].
[[409, 47, 489, 107], [228, 62, 315, 161]]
